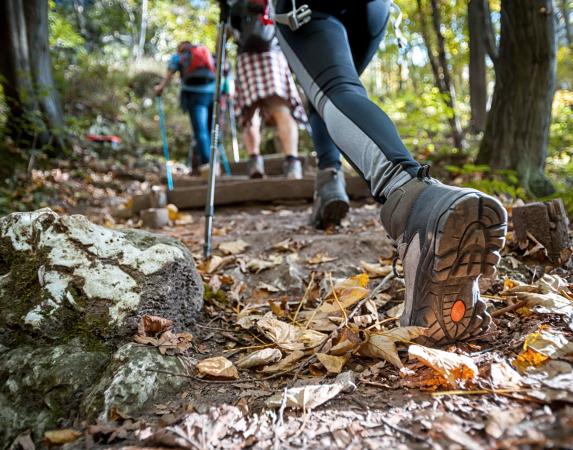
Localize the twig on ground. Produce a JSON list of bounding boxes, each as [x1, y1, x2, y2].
[[491, 299, 527, 317], [292, 272, 315, 324], [328, 272, 348, 325]]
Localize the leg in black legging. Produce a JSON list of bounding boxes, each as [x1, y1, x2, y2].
[[309, 103, 341, 170], [274, 0, 420, 201]]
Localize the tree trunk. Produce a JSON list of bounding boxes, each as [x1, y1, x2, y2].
[[560, 0, 572, 46], [468, 0, 488, 133], [477, 0, 556, 197], [135, 0, 149, 61], [417, 0, 465, 149], [481, 0, 499, 66], [0, 0, 65, 151], [24, 0, 65, 149]]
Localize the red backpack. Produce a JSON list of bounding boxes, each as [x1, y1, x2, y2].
[[178, 43, 215, 84]]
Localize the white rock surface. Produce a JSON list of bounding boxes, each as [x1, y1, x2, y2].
[[0, 208, 203, 337]]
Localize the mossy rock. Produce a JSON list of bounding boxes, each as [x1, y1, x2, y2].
[[0, 342, 107, 445], [81, 343, 190, 421], [0, 209, 203, 349]]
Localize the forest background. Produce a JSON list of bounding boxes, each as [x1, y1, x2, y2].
[[0, 0, 572, 215]]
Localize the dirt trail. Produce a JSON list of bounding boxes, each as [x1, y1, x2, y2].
[[82, 200, 572, 449]]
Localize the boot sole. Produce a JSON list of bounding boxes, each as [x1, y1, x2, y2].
[[316, 198, 349, 229], [413, 192, 507, 345]]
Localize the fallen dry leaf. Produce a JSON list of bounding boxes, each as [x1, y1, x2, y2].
[[266, 371, 356, 410], [236, 348, 282, 369], [489, 360, 524, 389], [139, 314, 173, 335], [196, 357, 239, 379], [485, 407, 528, 439], [257, 282, 281, 293], [257, 313, 300, 349], [513, 328, 573, 372], [408, 344, 478, 388], [330, 328, 362, 356], [245, 255, 283, 273], [320, 273, 371, 313], [359, 327, 427, 368], [167, 204, 179, 221], [199, 255, 235, 274], [386, 302, 405, 318], [257, 312, 327, 351], [317, 353, 348, 374], [360, 260, 393, 278], [43, 429, 82, 445], [219, 239, 249, 255], [306, 253, 338, 265], [261, 350, 305, 373], [271, 238, 308, 253]]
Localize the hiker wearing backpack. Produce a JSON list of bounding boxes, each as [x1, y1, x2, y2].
[[154, 41, 217, 170], [230, 0, 306, 180], [269, 0, 508, 344]]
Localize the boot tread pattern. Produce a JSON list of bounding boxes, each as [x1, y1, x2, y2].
[[416, 193, 507, 345]]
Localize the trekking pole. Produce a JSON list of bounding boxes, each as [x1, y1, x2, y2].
[[204, 1, 230, 257], [155, 96, 174, 191], [227, 97, 240, 162]]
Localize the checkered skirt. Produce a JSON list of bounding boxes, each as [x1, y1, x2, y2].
[[235, 50, 308, 127]]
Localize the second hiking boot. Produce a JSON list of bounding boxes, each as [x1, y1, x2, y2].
[[380, 175, 507, 345], [247, 155, 265, 179], [284, 156, 303, 179], [311, 168, 350, 229]]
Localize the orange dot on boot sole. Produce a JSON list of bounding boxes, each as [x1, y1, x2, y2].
[[451, 300, 466, 322]]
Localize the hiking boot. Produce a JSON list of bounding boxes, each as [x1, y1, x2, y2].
[[311, 168, 350, 229], [284, 157, 303, 179], [247, 155, 265, 179], [380, 174, 507, 345]]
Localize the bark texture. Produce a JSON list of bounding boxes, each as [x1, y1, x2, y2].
[[0, 0, 65, 150], [468, 0, 488, 132], [417, 0, 465, 149], [477, 0, 556, 197]]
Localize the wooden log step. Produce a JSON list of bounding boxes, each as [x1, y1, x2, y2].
[[166, 176, 370, 209]]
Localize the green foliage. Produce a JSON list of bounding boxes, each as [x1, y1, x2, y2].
[[49, 3, 85, 49], [445, 164, 528, 203]]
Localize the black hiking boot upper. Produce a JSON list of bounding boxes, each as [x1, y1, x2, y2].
[[311, 168, 350, 229]]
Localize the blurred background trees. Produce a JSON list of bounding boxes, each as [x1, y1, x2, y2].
[[0, 0, 571, 208]]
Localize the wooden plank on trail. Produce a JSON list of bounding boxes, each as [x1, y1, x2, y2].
[[167, 175, 370, 209]]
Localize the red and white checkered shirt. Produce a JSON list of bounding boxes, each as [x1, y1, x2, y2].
[[235, 50, 308, 127]]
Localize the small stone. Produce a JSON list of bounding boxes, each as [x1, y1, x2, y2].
[[150, 186, 167, 208], [141, 208, 169, 229]]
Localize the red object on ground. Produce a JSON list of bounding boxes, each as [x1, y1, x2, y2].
[[86, 134, 122, 144]]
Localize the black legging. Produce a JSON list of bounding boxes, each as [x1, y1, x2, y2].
[[274, 0, 420, 201]]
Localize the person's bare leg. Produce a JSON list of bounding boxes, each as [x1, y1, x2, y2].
[[265, 97, 298, 157], [243, 111, 262, 156], [243, 111, 265, 178]]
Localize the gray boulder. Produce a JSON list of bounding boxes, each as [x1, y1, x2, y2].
[[0, 209, 204, 446], [0, 208, 203, 347]]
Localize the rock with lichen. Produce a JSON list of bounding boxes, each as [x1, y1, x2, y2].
[[0, 209, 203, 446], [0, 208, 203, 347]]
